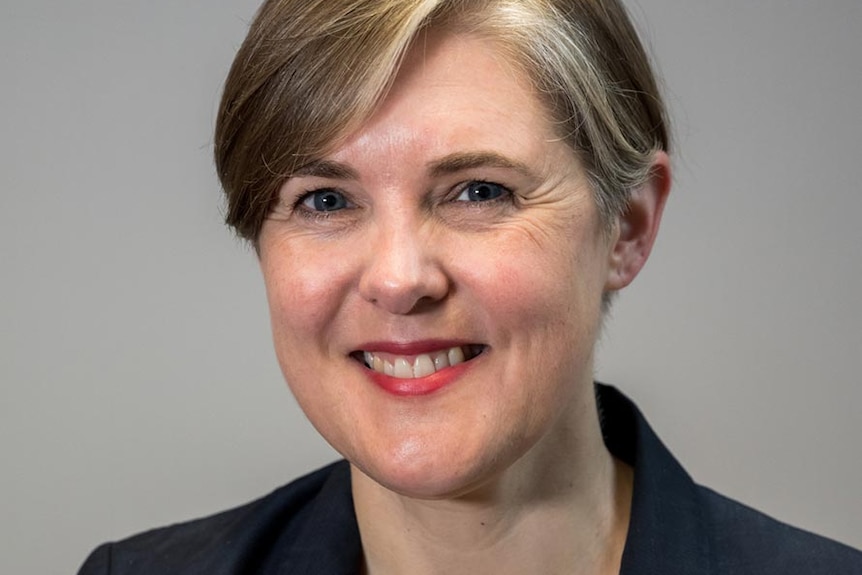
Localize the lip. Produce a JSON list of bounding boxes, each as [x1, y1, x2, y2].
[[357, 339, 476, 355], [353, 339, 484, 396]]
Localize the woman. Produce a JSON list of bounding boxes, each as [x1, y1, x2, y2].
[[78, 1, 861, 573]]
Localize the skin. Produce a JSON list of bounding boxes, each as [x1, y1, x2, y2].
[[258, 31, 669, 575]]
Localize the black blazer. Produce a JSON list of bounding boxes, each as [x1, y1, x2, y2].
[[78, 384, 862, 574]]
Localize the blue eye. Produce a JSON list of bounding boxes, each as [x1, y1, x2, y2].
[[456, 181, 508, 202], [301, 189, 351, 212]]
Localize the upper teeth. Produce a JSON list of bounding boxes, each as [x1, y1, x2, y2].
[[363, 346, 469, 379]]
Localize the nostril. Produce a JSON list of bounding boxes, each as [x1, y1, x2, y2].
[[408, 294, 448, 314], [356, 228, 452, 314], [359, 272, 451, 315]]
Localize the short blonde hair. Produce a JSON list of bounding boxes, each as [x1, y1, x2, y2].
[[215, 0, 669, 242]]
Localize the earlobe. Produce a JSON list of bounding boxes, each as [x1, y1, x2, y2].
[[605, 151, 671, 291]]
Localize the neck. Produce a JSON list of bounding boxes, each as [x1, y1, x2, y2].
[[351, 392, 633, 575]]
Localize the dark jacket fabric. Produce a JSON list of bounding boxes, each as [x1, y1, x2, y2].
[[77, 384, 862, 574]]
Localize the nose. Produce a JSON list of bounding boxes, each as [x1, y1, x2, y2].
[[358, 220, 450, 315]]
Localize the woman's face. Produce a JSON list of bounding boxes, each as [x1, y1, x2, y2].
[[258, 33, 621, 498]]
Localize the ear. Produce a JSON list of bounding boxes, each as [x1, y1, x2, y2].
[[605, 151, 671, 291]]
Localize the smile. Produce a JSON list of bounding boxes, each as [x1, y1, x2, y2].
[[358, 345, 484, 380]]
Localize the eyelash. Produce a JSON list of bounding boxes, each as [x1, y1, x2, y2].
[[292, 188, 355, 220], [452, 180, 512, 204], [290, 180, 514, 221]]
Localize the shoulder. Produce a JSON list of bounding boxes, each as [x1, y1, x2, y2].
[[596, 383, 862, 574], [76, 461, 356, 575], [698, 486, 862, 574]]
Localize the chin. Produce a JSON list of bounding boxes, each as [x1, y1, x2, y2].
[[351, 439, 524, 501], [367, 467, 491, 501]]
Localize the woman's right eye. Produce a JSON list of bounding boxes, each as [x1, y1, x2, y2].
[[299, 189, 352, 212]]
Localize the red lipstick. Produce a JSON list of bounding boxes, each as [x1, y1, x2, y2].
[[356, 340, 482, 396], [367, 361, 472, 396]]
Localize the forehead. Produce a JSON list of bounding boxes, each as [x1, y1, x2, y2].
[[327, 32, 561, 169]]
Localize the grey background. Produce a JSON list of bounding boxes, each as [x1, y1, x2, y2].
[[1, 1, 860, 573]]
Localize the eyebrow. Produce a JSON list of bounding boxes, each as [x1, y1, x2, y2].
[[290, 151, 536, 181], [428, 151, 537, 179]]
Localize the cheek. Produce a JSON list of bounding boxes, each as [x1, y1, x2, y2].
[[459, 229, 605, 332], [259, 248, 358, 439], [260, 244, 355, 349], [456, 228, 608, 414]]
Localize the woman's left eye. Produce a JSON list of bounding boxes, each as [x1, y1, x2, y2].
[[454, 181, 509, 202]]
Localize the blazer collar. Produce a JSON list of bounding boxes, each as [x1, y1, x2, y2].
[[597, 383, 712, 574], [275, 462, 362, 575]]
